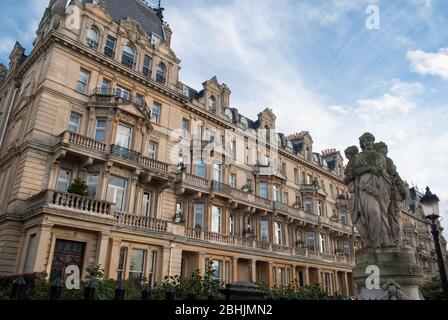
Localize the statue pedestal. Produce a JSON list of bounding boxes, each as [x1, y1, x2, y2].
[[352, 247, 424, 300]]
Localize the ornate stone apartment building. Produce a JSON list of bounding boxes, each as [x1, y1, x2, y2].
[[0, 0, 444, 296]]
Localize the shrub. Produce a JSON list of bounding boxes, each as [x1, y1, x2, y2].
[[421, 276, 445, 300], [67, 179, 88, 196]]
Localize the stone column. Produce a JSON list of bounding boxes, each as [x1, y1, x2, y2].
[[128, 171, 140, 214], [334, 271, 341, 295], [268, 262, 274, 287], [198, 252, 206, 276], [95, 232, 110, 272], [232, 257, 238, 282], [33, 224, 53, 274], [99, 164, 111, 201], [303, 267, 310, 286], [317, 268, 322, 286], [251, 259, 257, 283], [108, 239, 121, 280], [344, 272, 349, 296]]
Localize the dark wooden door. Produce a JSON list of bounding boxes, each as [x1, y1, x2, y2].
[[50, 239, 85, 280]]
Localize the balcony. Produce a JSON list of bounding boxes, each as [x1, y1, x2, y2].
[[139, 156, 169, 174], [91, 88, 149, 113], [211, 181, 231, 195], [60, 131, 107, 153], [273, 201, 289, 213], [114, 212, 168, 232], [175, 173, 210, 195], [110, 145, 140, 162], [26, 190, 114, 217], [272, 244, 293, 254]]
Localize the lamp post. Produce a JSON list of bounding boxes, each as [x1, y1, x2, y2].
[[420, 186, 448, 299]]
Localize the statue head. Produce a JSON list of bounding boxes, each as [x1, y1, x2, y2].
[[374, 142, 388, 155], [344, 146, 359, 161], [359, 132, 375, 151]]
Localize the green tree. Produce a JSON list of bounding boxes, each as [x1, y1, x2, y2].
[[67, 178, 88, 196]]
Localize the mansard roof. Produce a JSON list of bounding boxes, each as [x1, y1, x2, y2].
[[83, 0, 165, 40]]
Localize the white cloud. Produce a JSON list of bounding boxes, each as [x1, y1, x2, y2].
[[407, 48, 448, 79]]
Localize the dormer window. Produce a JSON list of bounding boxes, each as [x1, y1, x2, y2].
[[156, 63, 166, 84], [121, 44, 135, 69], [209, 96, 216, 114], [224, 109, 233, 122], [86, 28, 99, 49], [151, 33, 162, 45]]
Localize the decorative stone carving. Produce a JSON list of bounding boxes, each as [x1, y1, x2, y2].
[[344, 133, 407, 249]]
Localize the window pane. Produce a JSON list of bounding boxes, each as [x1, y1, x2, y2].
[[196, 161, 205, 178], [142, 192, 152, 217], [68, 114, 80, 133], [116, 124, 132, 149], [56, 169, 71, 192], [86, 173, 99, 198], [107, 176, 127, 211], [260, 220, 269, 242], [148, 143, 157, 159], [76, 70, 90, 93], [117, 247, 127, 280], [259, 182, 267, 198], [129, 249, 145, 283], [105, 35, 116, 58], [151, 103, 160, 123], [211, 207, 222, 233], [101, 80, 110, 94], [194, 203, 204, 229], [94, 119, 107, 142]]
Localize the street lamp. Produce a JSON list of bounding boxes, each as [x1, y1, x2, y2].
[[420, 186, 448, 299]]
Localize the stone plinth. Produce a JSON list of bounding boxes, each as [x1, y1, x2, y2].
[[353, 247, 424, 300]]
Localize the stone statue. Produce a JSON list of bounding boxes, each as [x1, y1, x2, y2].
[[381, 279, 410, 300], [344, 133, 405, 248]]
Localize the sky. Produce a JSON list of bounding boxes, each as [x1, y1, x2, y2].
[[0, 0, 447, 234]]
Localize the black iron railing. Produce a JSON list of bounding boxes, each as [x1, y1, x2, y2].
[[211, 181, 231, 194], [91, 87, 148, 112], [110, 145, 141, 162]]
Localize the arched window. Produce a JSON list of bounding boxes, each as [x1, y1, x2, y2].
[[209, 96, 216, 114], [121, 44, 135, 68], [156, 63, 166, 84], [86, 27, 99, 48]]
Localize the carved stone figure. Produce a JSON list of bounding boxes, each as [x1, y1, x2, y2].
[[344, 133, 405, 248], [381, 279, 410, 300]]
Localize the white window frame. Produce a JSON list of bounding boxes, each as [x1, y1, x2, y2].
[[142, 192, 152, 217], [56, 168, 72, 192], [68, 113, 81, 134], [147, 142, 157, 160], [274, 222, 282, 245], [116, 123, 132, 149], [151, 103, 161, 124], [107, 176, 127, 211], [86, 172, 99, 198], [194, 203, 204, 229], [94, 119, 107, 142], [211, 206, 222, 233], [76, 69, 90, 94]]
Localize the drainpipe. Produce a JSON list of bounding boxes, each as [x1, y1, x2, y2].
[[0, 85, 19, 148]]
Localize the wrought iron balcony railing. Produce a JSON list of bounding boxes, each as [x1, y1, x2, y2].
[[110, 145, 141, 162], [211, 181, 231, 194]]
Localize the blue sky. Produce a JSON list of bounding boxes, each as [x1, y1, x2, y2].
[[1, 0, 448, 230]]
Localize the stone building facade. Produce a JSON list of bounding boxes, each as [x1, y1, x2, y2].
[[0, 0, 443, 296]]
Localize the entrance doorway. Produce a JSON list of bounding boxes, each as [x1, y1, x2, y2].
[[50, 239, 85, 280]]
